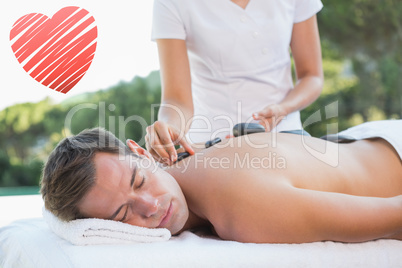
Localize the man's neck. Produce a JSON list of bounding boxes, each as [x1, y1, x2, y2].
[[179, 209, 209, 234]]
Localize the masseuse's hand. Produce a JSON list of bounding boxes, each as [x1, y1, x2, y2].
[[145, 121, 194, 165], [253, 104, 288, 131]]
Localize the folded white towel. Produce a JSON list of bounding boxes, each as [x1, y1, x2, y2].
[[42, 207, 171, 246]]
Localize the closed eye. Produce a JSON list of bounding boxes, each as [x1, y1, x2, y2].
[[138, 175, 146, 188], [120, 208, 128, 222]]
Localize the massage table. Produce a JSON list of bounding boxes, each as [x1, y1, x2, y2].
[[1, 216, 402, 268]]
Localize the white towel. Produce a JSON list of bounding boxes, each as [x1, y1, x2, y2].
[[42, 207, 171, 246], [337, 120, 402, 160]]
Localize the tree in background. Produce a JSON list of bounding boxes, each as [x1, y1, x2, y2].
[[300, 0, 401, 136], [317, 0, 401, 119]]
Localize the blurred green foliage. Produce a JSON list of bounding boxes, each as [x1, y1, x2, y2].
[[0, 71, 161, 187], [0, 0, 401, 187], [302, 0, 401, 136]]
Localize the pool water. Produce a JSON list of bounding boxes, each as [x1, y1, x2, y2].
[[0, 186, 40, 196]]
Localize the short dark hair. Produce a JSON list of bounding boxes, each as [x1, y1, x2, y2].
[[40, 127, 130, 221]]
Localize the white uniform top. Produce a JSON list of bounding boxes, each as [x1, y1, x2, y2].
[[152, 0, 323, 143]]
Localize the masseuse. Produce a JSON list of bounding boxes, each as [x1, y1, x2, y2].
[[147, 0, 324, 164]]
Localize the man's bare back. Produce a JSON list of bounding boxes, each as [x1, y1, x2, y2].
[[168, 133, 402, 243]]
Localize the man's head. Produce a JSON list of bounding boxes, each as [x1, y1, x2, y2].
[[41, 128, 189, 234]]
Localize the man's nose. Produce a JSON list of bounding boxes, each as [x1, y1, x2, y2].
[[132, 193, 159, 218]]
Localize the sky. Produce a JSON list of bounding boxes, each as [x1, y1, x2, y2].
[[0, 0, 160, 111]]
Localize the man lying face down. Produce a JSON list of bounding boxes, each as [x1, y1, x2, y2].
[[41, 123, 402, 243]]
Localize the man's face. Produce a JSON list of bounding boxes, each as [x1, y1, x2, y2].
[[78, 152, 189, 235]]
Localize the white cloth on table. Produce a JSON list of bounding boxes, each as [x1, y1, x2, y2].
[[336, 119, 402, 160], [152, 0, 323, 142], [1, 217, 402, 268]]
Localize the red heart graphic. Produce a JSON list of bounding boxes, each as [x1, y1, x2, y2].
[[10, 6, 97, 94]]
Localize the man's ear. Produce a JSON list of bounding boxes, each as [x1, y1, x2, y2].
[[126, 139, 153, 159]]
